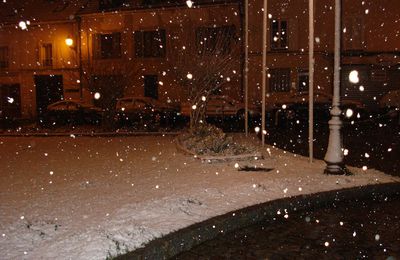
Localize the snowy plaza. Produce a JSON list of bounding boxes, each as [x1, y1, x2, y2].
[[0, 134, 399, 259]]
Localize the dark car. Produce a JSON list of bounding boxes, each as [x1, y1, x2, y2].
[[44, 100, 103, 126], [115, 97, 179, 126], [265, 91, 365, 126]]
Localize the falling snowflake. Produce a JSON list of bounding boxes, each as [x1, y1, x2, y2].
[[94, 92, 101, 100], [349, 70, 360, 84], [186, 0, 193, 8], [18, 21, 27, 30]]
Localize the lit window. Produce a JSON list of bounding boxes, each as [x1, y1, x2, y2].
[[42, 43, 53, 67]]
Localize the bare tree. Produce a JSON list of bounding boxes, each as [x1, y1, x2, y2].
[[170, 21, 240, 129]]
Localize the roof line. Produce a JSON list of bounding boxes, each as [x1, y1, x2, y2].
[[77, 2, 240, 17]]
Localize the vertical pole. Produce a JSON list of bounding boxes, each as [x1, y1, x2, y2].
[[308, 0, 314, 163], [261, 0, 267, 146], [244, 0, 249, 136], [77, 16, 83, 101], [324, 0, 348, 175]]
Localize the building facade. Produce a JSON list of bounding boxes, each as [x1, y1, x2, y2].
[[248, 0, 400, 109], [1, 0, 399, 121]]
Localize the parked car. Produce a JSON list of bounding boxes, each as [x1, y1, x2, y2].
[[180, 95, 261, 120], [44, 100, 103, 125], [115, 96, 179, 125], [379, 89, 400, 122], [265, 91, 365, 125]]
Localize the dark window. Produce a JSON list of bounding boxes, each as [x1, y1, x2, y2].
[[134, 30, 166, 58], [271, 20, 288, 50], [99, 0, 124, 10], [94, 33, 121, 59], [195, 25, 236, 55], [42, 44, 53, 67], [0, 47, 9, 69], [298, 70, 309, 92], [269, 68, 291, 92], [370, 69, 387, 82]]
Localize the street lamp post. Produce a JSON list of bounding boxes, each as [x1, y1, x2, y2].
[[244, 0, 249, 136], [309, 0, 314, 163], [261, 0, 267, 146], [324, 0, 350, 175]]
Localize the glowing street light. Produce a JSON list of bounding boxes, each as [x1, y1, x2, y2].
[[65, 37, 74, 47]]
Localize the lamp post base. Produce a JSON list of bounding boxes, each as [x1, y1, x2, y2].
[[324, 162, 352, 175]]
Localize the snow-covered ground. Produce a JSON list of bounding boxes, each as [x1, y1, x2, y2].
[[0, 134, 398, 259]]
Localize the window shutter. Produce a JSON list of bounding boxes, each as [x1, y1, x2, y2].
[[93, 34, 101, 59], [288, 18, 298, 51], [112, 32, 121, 57], [159, 29, 166, 57]]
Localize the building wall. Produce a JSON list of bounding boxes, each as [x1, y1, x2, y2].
[[1, 0, 400, 120], [0, 21, 80, 119], [79, 3, 242, 108], [247, 0, 400, 108]]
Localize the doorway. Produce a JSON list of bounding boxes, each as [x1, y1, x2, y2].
[[144, 75, 158, 99], [34, 75, 63, 116], [0, 84, 21, 120]]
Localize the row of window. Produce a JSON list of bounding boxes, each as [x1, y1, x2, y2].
[[94, 25, 237, 59], [0, 25, 237, 68], [0, 44, 53, 68]]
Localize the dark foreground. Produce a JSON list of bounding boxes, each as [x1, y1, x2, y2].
[[176, 196, 400, 259], [263, 116, 400, 176]]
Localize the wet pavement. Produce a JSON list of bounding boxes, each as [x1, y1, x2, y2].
[[263, 115, 400, 176], [176, 196, 400, 259]]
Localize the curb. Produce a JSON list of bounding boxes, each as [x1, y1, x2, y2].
[[114, 182, 400, 260], [175, 137, 263, 163], [0, 132, 181, 137]]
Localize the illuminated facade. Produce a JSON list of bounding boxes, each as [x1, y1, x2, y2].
[[0, 0, 399, 120]]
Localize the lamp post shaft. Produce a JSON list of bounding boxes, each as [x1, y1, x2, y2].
[[308, 0, 314, 163], [324, 0, 348, 175], [244, 0, 249, 136], [261, 0, 267, 146]]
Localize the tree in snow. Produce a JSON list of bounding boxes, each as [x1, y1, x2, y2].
[[170, 20, 240, 129]]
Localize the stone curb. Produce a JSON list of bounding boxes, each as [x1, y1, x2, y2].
[[175, 137, 263, 163], [114, 182, 400, 260]]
